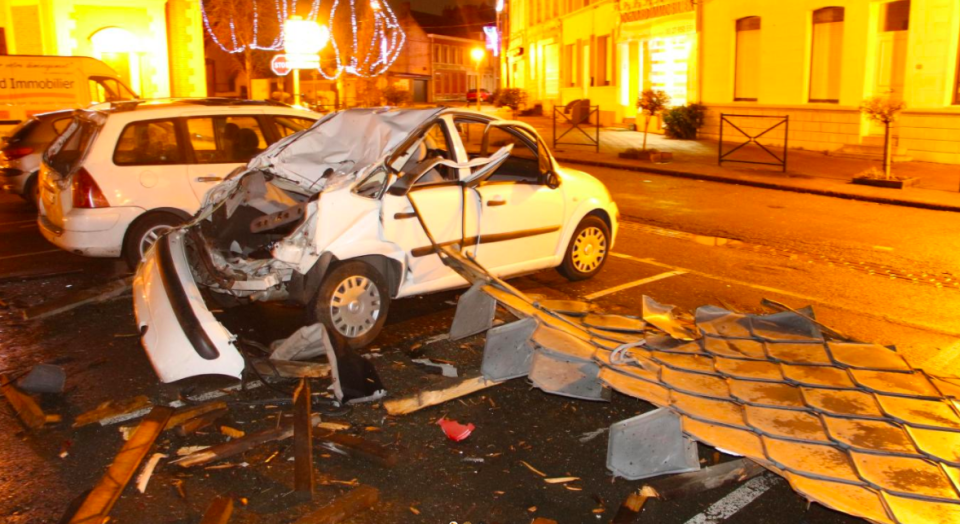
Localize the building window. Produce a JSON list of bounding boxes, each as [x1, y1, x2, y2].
[[564, 44, 576, 86], [596, 35, 611, 86], [955, 32, 960, 104], [734, 16, 761, 101], [809, 7, 844, 103], [434, 44, 441, 63]]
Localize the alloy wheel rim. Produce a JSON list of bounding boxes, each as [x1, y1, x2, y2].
[[139, 225, 173, 257], [571, 226, 607, 273], [330, 275, 381, 338]]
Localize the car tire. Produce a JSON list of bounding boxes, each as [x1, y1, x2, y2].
[[124, 212, 183, 269], [310, 261, 391, 350], [557, 215, 610, 281], [22, 175, 39, 209]]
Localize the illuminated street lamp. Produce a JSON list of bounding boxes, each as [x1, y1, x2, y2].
[[283, 17, 330, 106], [471, 47, 485, 111]]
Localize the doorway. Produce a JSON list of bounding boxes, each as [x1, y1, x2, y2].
[[870, 1, 909, 135], [413, 79, 427, 103], [91, 27, 141, 95]]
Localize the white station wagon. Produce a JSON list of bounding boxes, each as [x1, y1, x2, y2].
[[133, 107, 619, 383]]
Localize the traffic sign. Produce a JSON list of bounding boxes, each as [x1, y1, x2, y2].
[[271, 55, 291, 76]]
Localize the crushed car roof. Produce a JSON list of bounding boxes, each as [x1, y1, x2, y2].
[[248, 107, 445, 191]]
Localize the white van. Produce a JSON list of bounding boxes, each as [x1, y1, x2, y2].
[[0, 55, 137, 133]]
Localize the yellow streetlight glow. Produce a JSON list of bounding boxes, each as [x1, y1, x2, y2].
[[470, 47, 485, 63], [284, 18, 330, 55]]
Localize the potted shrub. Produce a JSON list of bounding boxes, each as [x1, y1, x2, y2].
[[493, 88, 528, 118], [624, 89, 670, 161], [854, 96, 914, 188], [663, 103, 706, 140]]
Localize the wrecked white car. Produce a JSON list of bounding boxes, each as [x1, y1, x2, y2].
[[133, 108, 619, 383]]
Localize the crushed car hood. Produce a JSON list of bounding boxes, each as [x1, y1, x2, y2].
[[249, 107, 443, 191]]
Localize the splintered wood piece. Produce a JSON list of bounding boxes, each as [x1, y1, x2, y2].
[[611, 486, 657, 523], [292, 485, 380, 524], [175, 408, 229, 437], [22, 276, 133, 320], [294, 379, 314, 500], [164, 401, 228, 431], [0, 373, 59, 429], [176, 413, 321, 468], [384, 375, 500, 416], [199, 496, 234, 524], [252, 360, 331, 378], [315, 430, 398, 468], [649, 459, 766, 500], [68, 406, 173, 524], [73, 395, 152, 428]]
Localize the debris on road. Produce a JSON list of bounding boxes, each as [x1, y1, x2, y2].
[[199, 496, 233, 524], [21, 276, 133, 321], [17, 363, 66, 393], [270, 323, 330, 361], [252, 359, 330, 378], [73, 395, 153, 428], [324, 328, 386, 404], [291, 485, 379, 524], [437, 417, 475, 441], [135, 453, 167, 493], [411, 357, 458, 377], [65, 406, 173, 524], [0, 373, 61, 428], [384, 375, 500, 415], [174, 408, 228, 437], [646, 458, 766, 501], [611, 486, 657, 524], [641, 295, 695, 341], [294, 379, 315, 501], [314, 429, 398, 468], [165, 401, 228, 432], [175, 412, 321, 468]]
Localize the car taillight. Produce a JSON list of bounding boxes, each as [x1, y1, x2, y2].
[[71, 168, 109, 208], [1, 146, 34, 160]]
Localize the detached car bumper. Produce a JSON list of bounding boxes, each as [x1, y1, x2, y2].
[[133, 230, 245, 383]]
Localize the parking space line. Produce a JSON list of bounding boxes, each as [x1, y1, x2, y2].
[[683, 474, 777, 524], [584, 270, 686, 300], [611, 252, 960, 338], [0, 249, 60, 261]]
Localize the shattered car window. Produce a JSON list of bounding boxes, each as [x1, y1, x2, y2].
[[397, 122, 456, 185]]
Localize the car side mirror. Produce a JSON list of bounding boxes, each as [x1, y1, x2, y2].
[[546, 171, 561, 189]]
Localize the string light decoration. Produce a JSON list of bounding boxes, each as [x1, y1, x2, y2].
[[199, 0, 405, 79]]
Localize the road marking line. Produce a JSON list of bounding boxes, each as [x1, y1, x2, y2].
[[610, 252, 960, 338], [585, 270, 686, 300], [683, 474, 778, 524], [0, 219, 36, 227], [0, 249, 60, 261]]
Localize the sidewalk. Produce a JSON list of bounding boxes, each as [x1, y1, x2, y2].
[[514, 114, 960, 212]]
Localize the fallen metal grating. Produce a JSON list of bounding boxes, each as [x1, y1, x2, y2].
[[438, 246, 960, 524]]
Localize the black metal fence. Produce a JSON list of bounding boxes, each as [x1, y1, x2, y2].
[[553, 101, 600, 152], [718, 114, 789, 172]]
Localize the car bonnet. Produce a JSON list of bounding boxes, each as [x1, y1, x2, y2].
[[248, 107, 444, 192]]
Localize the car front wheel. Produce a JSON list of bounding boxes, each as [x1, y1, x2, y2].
[[558, 215, 610, 281], [310, 261, 391, 349]]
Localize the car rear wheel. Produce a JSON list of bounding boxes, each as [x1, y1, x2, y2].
[[124, 212, 183, 269], [558, 215, 610, 281], [22, 175, 39, 209], [310, 261, 391, 349]]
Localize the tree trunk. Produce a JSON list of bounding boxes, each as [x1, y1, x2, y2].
[[642, 114, 650, 151], [883, 121, 892, 180], [244, 53, 253, 100]]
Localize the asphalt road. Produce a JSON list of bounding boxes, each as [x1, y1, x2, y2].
[[0, 169, 957, 524]]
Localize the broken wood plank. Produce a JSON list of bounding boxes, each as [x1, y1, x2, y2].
[[292, 485, 379, 524], [383, 375, 500, 416], [22, 276, 133, 321], [252, 359, 330, 379], [176, 413, 321, 468], [315, 430, 398, 468], [0, 373, 60, 429], [164, 401, 228, 431], [294, 379, 314, 501], [68, 406, 173, 524], [648, 459, 766, 501], [175, 408, 228, 437], [73, 395, 152, 428], [199, 496, 233, 524], [611, 486, 657, 523]]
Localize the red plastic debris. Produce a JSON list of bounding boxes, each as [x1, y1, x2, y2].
[[437, 417, 475, 442]]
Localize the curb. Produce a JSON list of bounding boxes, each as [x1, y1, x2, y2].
[[554, 156, 960, 214]]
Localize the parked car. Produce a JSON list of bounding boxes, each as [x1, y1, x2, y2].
[[466, 89, 491, 103], [0, 110, 74, 207], [132, 107, 619, 382], [38, 98, 319, 267]]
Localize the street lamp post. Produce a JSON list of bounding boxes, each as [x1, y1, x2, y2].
[[471, 47, 485, 112]]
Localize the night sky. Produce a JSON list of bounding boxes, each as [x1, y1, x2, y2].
[[408, 0, 490, 14]]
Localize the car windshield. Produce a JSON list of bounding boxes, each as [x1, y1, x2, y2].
[[44, 115, 100, 175]]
